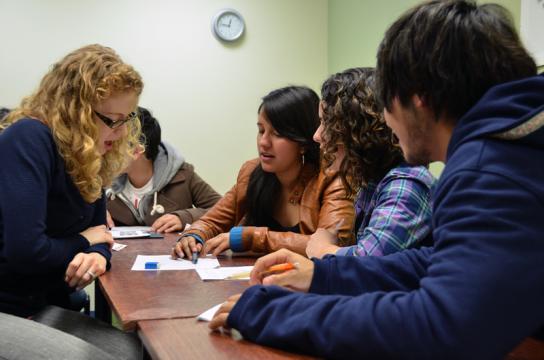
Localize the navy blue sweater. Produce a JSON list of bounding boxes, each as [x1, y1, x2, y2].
[[0, 119, 111, 316], [227, 74, 544, 359]]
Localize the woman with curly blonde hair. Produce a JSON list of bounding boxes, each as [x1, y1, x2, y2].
[[306, 67, 435, 258], [0, 44, 143, 318]]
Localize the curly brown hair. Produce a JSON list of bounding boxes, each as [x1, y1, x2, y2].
[[320, 67, 403, 197]]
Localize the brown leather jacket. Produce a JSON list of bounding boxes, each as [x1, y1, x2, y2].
[[182, 159, 354, 255]]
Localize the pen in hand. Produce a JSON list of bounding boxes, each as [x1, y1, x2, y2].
[[226, 262, 299, 281], [260, 262, 298, 278], [192, 250, 199, 264]]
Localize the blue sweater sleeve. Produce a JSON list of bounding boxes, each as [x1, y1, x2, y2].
[[84, 193, 112, 264], [309, 247, 431, 295], [228, 170, 544, 359], [0, 121, 89, 273]]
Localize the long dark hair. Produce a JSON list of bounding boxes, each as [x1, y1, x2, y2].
[[321, 67, 403, 197], [245, 86, 320, 226]]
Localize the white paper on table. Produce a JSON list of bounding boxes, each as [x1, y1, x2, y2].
[[131, 255, 220, 271], [196, 266, 253, 281], [197, 303, 222, 322], [112, 243, 127, 251], [110, 226, 153, 239]]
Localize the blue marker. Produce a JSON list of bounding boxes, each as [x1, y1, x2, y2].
[[191, 251, 198, 264], [145, 261, 160, 270]]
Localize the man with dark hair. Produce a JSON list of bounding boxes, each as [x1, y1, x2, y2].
[[208, 1, 544, 359], [107, 107, 221, 232]]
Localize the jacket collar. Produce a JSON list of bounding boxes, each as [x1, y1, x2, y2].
[[288, 163, 319, 204]]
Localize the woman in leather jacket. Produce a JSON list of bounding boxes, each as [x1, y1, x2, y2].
[[172, 86, 354, 259]]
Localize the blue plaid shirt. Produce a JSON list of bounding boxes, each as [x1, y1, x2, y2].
[[336, 164, 434, 257]]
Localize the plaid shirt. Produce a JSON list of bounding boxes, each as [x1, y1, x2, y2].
[[336, 164, 435, 257]]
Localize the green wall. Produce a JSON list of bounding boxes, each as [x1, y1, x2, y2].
[[328, 0, 521, 72], [327, 0, 522, 178]]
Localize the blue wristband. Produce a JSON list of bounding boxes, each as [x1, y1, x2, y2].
[[229, 226, 244, 252]]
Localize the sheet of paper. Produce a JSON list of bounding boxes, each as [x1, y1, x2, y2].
[[112, 243, 127, 251], [131, 255, 220, 271], [196, 266, 253, 281], [197, 303, 222, 322]]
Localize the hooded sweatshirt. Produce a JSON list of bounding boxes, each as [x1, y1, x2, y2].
[[107, 141, 221, 227], [227, 74, 544, 359]]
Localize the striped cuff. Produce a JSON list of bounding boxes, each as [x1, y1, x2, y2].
[[229, 226, 244, 252], [178, 234, 205, 246]]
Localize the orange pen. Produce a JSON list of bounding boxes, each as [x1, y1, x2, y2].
[[260, 262, 298, 278]]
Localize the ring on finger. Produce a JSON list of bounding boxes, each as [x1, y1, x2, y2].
[[86, 270, 96, 279]]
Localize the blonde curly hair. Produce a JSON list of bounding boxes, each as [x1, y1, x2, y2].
[[2, 44, 143, 203]]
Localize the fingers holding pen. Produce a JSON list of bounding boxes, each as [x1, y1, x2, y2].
[[172, 236, 202, 259], [249, 249, 315, 293]]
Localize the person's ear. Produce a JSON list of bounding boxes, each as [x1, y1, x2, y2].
[[411, 94, 426, 109], [411, 94, 437, 123]]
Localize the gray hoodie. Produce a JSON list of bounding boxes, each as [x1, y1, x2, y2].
[[107, 141, 185, 224]]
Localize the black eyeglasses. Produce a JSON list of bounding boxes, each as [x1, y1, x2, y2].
[[94, 110, 137, 129]]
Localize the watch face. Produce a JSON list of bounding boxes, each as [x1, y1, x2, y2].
[[213, 9, 245, 41]]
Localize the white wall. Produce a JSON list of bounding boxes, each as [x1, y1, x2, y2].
[[0, 0, 328, 194]]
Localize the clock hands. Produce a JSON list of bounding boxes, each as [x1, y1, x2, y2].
[[212, 10, 244, 41], [220, 18, 232, 28]]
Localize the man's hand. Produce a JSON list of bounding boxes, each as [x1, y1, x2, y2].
[[250, 249, 315, 292], [152, 214, 183, 233], [209, 294, 241, 331]]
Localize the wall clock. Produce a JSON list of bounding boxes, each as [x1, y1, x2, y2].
[[211, 8, 245, 42]]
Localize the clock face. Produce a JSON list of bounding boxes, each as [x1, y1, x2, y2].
[[213, 9, 245, 42]]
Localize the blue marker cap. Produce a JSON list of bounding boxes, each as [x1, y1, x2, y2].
[[145, 261, 160, 270], [191, 251, 198, 264]]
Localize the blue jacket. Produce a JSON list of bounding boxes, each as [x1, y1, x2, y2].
[[0, 119, 111, 316], [227, 74, 544, 359]]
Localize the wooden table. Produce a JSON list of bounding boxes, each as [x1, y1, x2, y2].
[[96, 234, 252, 331], [138, 318, 315, 360], [96, 234, 315, 359]]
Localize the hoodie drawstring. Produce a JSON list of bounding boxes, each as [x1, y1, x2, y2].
[[150, 192, 165, 216]]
